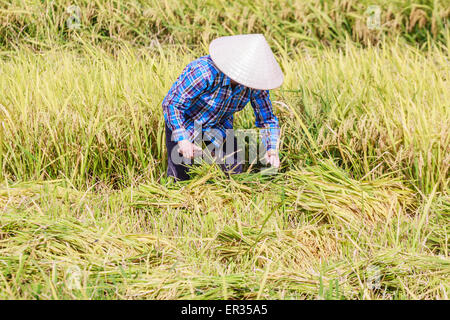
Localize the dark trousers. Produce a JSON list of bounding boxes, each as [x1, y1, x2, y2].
[[165, 122, 243, 181]]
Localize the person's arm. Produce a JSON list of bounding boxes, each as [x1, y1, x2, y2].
[[164, 61, 212, 158], [164, 61, 212, 143], [250, 90, 280, 167]]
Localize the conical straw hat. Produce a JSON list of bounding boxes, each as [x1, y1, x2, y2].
[[209, 34, 284, 90]]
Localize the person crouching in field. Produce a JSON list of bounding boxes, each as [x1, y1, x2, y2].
[[162, 34, 284, 181]]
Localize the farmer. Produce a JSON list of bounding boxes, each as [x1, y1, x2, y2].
[[162, 34, 284, 180]]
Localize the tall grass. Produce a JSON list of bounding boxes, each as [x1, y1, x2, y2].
[[1, 40, 448, 193], [1, 0, 449, 50], [0, 39, 448, 299]]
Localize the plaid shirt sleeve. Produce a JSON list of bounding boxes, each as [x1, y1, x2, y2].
[[250, 90, 280, 152], [164, 62, 212, 142]]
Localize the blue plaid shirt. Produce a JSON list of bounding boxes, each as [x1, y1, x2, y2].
[[162, 55, 280, 151]]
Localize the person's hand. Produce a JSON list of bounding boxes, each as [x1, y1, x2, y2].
[[177, 140, 202, 159], [264, 149, 280, 168]]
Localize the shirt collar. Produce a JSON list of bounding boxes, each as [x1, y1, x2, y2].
[[221, 73, 232, 87], [210, 55, 243, 89], [221, 73, 247, 94]]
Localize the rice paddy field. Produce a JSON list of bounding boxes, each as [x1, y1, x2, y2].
[[0, 0, 449, 299]]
